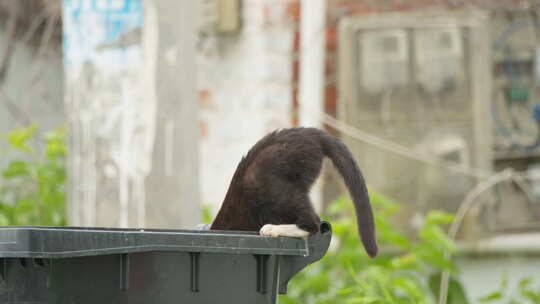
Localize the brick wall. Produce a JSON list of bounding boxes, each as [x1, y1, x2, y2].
[[317, 0, 535, 204], [322, 0, 534, 135], [197, 0, 533, 210]]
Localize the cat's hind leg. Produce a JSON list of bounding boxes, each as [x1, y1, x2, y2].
[[259, 205, 320, 239], [258, 190, 320, 239]]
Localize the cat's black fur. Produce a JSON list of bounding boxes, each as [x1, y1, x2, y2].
[[210, 127, 378, 257]]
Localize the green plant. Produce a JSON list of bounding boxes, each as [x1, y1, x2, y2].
[[480, 276, 540, 304], [280, 192, 469, 304], [202, 204, 214, 224], [0, 125, 67, 226]]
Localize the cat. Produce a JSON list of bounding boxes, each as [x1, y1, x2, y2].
[[210, 127, 378, 257]]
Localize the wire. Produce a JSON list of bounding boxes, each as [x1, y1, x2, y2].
[[318, 107, 538, 206], [320, 110, 493, 178], [319, 105, 539, 204], [493, 19, 538, 52], [437, 169, 516, 304]]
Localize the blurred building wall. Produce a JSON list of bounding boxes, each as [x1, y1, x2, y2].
[[322, 0, 537, 205], [197, 0, 300, 210], [0, 2, 64, 169], [62, 0, 200, 228], [326, 1, 540, 303], [457, 253, 540, 303]]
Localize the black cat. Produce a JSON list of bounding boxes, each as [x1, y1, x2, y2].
[[211, 127, 377, 257]]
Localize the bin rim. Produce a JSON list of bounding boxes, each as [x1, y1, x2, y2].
[[0, 222, 332, 259]]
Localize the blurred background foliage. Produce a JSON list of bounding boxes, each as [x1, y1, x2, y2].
[[279, 193, 465, 303], [2, 125, 539, 304], [278, 193, 540, 304], [0, 125, 67, 226]]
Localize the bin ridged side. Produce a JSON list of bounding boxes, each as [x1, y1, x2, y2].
[[0, 222, 331, 304]]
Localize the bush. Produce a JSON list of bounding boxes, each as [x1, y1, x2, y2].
[[0, 125, 67, 226], [480, 276, 540, 304], [280, 192, 469, 304]]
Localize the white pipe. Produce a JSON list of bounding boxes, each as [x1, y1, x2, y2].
[[299, 0, 326, 211], [299, 0, 326, 128]]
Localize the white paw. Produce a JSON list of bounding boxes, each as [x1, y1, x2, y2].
[[259, 224, 310, 238], [260, 224, 281, 237]]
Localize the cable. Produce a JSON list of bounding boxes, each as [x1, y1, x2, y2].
[[319, 107, 538, 205], [320, 110, 493, 178], [437, 169, 516, 304]]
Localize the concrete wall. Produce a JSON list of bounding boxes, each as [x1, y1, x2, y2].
[[0, 20, 64, 168], [197, 0, 300, 210], [63, 0, 200, 228], [457, 232, 540, 303], [457, 255, 540, 303]]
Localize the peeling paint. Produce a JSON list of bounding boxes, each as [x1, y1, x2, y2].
[[63, 0, 157, 227]]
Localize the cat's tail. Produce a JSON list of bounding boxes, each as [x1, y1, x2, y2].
[[320, 131, 378, 257]]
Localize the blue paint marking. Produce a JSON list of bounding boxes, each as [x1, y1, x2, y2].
[[92, 0, 131, 13], [63, 0, 143, 66]]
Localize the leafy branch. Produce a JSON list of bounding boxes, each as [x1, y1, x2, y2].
[[0, 125, 67, 226]]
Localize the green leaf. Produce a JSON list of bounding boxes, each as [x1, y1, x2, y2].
[[429, 273, 471, 304], [201, 205, 214, 223], [478, 291, 504, 303], [412, 244, 456, 272], [478, 274, 509, 303], [45, 141, 66, 158], [419, 225, 456, 253], [346, 297, 379, 304], [519, 278, 533, 290], [393, 276, 424, 300], [0, 213, 9, 226], [3, 125, 37, 152], [14, 199, 37, 214], [44, 127, 66, 158], [2, 160, 30, 178], [426, 210, 455, 226]]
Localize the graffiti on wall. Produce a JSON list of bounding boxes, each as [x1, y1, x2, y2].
[[63, 0, 157, 227]]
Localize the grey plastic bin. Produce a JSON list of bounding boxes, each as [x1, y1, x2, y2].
[[0, 222, 331, 304]]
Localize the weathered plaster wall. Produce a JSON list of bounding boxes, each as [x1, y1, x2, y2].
[[0, 22, 64, 169], [198, 0, 299, 209], [63, 0, 200, 228]]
